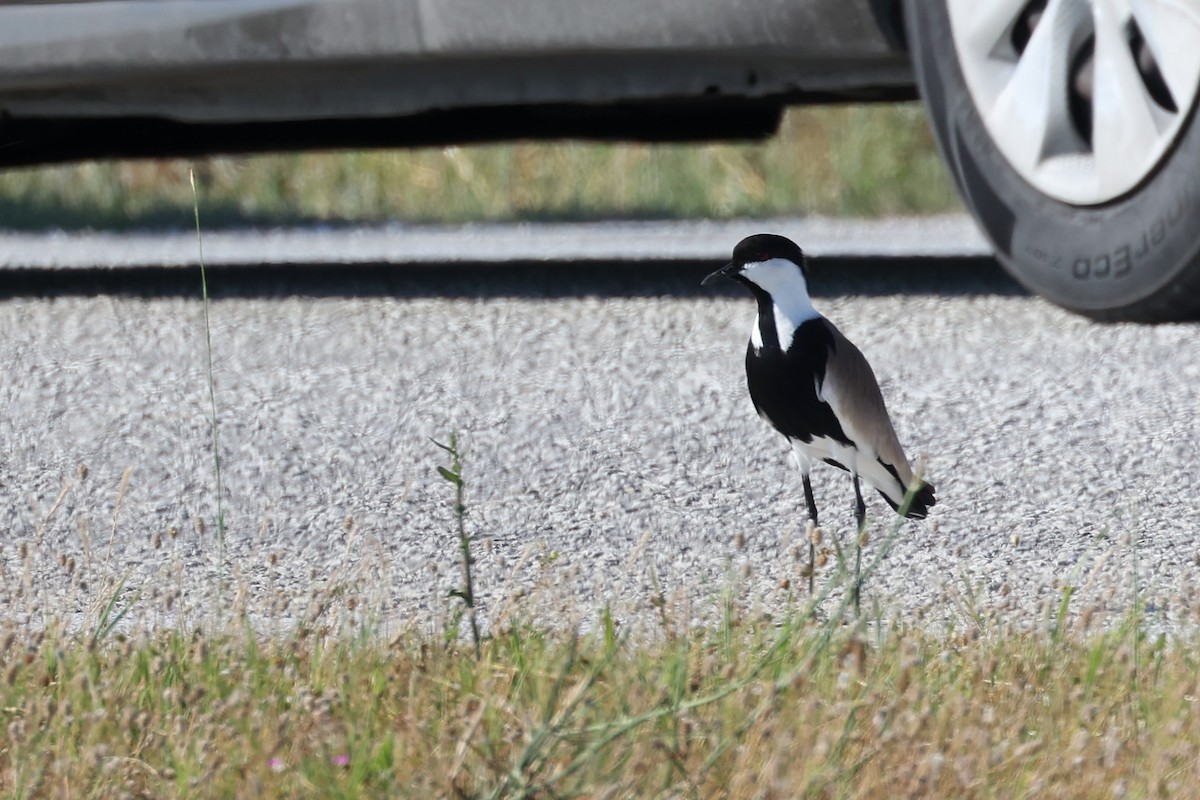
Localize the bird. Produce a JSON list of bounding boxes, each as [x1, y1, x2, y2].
[[704, 233, 935, 605]]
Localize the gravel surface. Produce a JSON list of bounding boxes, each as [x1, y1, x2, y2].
[[2, 256, 1198, 638]]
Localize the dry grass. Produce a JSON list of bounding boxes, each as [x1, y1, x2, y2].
[[0, 597, 1194, 799], [0, 105, 959, 230]]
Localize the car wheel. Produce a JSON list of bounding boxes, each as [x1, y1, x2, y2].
[[906, 0, 1200, 321]]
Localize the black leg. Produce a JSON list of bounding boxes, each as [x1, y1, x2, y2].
[[852, 475, 866, 614], [853, 475, 866, 532], [802, 474, 819, 594]]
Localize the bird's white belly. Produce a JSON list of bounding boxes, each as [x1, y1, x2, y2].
[[791, 435, 857, 473], [791, 436, 904, 503]]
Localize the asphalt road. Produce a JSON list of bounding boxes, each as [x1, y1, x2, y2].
[[2, 251, 1198, 638]]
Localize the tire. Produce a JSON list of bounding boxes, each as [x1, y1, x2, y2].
[[906, 0, 1200, 322]]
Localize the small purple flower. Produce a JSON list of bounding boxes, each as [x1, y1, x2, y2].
[[269, 757, 285, 773], [332, 754, 350, 768]]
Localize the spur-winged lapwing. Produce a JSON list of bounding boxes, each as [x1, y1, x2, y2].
[[704, 233, 935, 602]]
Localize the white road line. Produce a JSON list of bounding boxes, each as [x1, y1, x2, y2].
[[0, 214, 991, 269]]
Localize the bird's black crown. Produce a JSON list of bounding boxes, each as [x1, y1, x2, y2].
[[731, 233, 807, 274]]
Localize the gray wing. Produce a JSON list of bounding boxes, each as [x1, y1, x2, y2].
[[816, 320, 915, 488]]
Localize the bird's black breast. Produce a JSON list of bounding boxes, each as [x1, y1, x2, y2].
[[745, 316, 851, 446]]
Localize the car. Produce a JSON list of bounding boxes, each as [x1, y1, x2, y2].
[[1, 0, 1197, 321]]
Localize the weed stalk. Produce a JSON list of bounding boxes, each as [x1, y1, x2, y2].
[[434, 433, 481, 659]]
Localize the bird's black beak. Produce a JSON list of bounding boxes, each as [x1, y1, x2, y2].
[[702, 261, 739, 286]]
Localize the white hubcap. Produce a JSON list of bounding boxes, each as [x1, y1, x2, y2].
[[947, 0, 1200, 205]]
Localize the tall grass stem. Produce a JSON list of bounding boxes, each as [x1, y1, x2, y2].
[[190, 169, 227, 564]]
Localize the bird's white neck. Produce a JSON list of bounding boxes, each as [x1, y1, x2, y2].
[[741, 258, 819, 351]]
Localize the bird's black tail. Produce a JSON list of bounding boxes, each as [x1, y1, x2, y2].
[[879, 480, 937, 520]]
